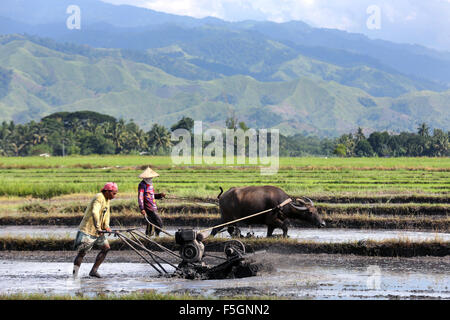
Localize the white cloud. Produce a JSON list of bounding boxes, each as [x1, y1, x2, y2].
[[153, 0, 224, 18], [404, 12, 417, 21]]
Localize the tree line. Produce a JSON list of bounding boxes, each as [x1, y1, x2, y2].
[[0, 111, 448, 157], [333, 124, 449, 157]]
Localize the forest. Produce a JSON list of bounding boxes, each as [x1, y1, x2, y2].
[[0, 111, 448, 157]]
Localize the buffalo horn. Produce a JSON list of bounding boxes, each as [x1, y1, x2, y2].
[[303, 197, 314, 206], [295, 198, 307, 205], [290, 202, 308, 211]]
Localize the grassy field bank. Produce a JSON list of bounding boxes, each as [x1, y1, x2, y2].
[[0, 156, 447, 231], [1, 155, 449, 169], [0, 237, 448, 257], [0, 156, 449, 199]]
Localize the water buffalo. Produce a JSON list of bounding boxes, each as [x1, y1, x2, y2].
[[210, 186, 326, 238]]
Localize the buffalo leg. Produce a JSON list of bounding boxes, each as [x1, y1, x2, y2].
[[267, 219, 288, 238], [227, 226, 241, 238], [281, 220, 289, 238], [210, 225, 224, 237], [267, 225, 275, 237]]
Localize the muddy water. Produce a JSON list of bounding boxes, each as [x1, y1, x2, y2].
[[0, 253, 448, 299], [2, 225, 448, 299], [1, 226, 449, 243]]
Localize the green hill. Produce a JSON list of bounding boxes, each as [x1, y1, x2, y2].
[[0, 34, 448, 136], [271, 55, 432, 97]]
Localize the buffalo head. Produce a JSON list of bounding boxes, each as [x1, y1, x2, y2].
[[288, 197, 326, 228]]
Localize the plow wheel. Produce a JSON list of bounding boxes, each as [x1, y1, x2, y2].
[[224, 240, 246, 258]]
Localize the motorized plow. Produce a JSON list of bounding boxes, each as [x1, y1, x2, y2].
[[101, 198, 295, 280], [101, 226, 259, 280]]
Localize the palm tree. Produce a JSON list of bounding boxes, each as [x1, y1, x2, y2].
[[9, 124, 32, 156], [0, 134, 6, 155], [105, 119, 126, 153], [147, 124, 172, 155], [122, 124, 148, 153], [134, 128, 148, 151], [355, 127, 366, 143], [0, 121, 11, 155], [29, 122, 48, 146], [338, 133, 356, 157], [418, 123, 430, 137], [431, 129, 449, 156]]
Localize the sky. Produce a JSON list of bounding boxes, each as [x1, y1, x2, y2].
[[101, 0, 450, 52]]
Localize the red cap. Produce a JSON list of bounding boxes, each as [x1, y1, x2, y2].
[[102, 182, 118, 192]]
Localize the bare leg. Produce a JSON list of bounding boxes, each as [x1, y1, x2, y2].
[[74, 251, 86, 266], [89, 244, 110, 278], [73, 251, 86, 277]]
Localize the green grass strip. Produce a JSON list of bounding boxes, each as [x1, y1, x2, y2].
[[0, 237, 448, 257]]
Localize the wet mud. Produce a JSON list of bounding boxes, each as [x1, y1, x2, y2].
[[1, 223, 448, 299], [0, 251, 448, 299]]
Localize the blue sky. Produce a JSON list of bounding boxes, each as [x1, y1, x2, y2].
[[101, 0, 450, 52]]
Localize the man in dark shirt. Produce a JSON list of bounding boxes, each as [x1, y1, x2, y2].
[[138, 167, 166, 236]]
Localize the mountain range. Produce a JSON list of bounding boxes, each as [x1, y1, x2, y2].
[[0, 0, 449, 136]]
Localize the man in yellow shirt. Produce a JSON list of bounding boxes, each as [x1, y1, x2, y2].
[[72, 182, 118, 278]]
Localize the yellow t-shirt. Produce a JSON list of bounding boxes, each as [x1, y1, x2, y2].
[[79, 192, 111, 236]]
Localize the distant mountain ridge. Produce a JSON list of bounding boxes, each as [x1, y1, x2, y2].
[[0, 34, 448, 137], [5, 31, 445, 98], [2, 0, 450, 86], [0, 0, 449, 136]]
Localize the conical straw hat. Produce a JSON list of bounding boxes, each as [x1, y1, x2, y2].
[[139, 167, 159, 178]]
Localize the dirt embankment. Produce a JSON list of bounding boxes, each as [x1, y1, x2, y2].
[[0, 237, 448, 257], [19, 201, 450, 216], [1, 214, 448, 231]]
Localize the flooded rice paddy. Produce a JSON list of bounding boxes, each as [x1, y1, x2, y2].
[[1, 225, 448, 299], [0, 253, 448, 299]]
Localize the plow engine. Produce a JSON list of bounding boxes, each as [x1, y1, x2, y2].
[[174, 228, 259, 280], [175, 229, 205, 263]]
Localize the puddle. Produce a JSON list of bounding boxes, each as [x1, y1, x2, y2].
[[1, 226, 448, 243], [0, 254, 448, 299]]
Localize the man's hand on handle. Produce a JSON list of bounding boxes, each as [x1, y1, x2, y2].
[[97, 227, 112, 235]]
